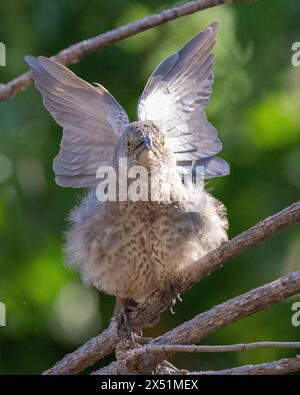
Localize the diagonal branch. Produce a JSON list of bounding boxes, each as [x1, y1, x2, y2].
[[43, 201, 300, 374], [188, 356, 300, 375], [0, 0, 232, 101], [93, 270, 300, 375], [43, 320, 118, 375]]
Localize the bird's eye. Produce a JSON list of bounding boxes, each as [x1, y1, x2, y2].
[[126, 141, 131, 148], [160, 140, 165, 147]]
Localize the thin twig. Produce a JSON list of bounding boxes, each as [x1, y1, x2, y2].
[[93, 270, 300, 375], [141, 342, 300, 355], [44, 201, 300, 375], [0, 0, 232, 101], [188, 356, 300, 375]]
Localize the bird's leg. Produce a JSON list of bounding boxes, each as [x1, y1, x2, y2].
[[114, 298, 143, 359], [116, 298, 142, 343]]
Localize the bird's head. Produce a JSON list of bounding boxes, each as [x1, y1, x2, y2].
[[116, 120, 174, 168]]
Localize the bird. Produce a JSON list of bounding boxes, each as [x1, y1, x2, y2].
[[25, 22, 229, 321]]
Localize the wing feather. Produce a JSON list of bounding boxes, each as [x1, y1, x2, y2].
[[25, 55, 129, 187], [137, 22, 229, 178]]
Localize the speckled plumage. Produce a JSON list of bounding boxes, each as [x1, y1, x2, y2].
[[66, 121, 228, 303]]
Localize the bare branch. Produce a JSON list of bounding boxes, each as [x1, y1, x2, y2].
[[0, 0, 232, 101], [188, 356, 300, 375], [139, 342, 300, 355], [93, 270, 300, 374], [43, 320, 118, 375], [44, 201, 300, 375]]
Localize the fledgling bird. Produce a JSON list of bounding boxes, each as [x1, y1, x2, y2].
[[25, 22, 229, 320]]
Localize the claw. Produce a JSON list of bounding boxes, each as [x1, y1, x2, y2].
[[177, 294, 183, 302], [170, 306, 176, 314]]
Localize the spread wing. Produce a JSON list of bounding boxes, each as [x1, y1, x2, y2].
[[137, 22, 229, 179], [25, 55, 129, 188]]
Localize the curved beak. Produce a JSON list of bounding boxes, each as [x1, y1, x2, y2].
[[144, 135, 153, 150], [133, 135, 155, 158]]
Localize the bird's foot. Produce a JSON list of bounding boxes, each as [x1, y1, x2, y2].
[[160, 283, 182, 315], [169, 293, 184, 313]]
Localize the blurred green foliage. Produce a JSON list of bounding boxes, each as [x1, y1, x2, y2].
[[0, 0, 300, 374]]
